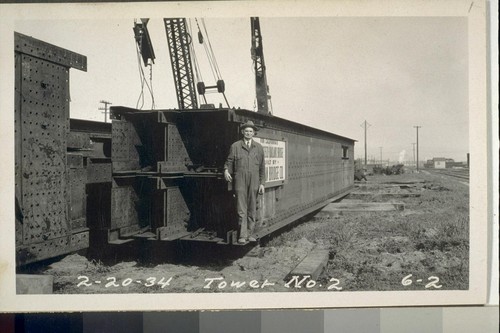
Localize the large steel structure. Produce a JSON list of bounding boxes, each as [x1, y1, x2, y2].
[[14, 27, 355, 267], [164, 18, 198, 109], [105, 106, 355, 246]]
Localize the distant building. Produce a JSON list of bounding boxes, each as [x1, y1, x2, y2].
[[424, 157, 466, 169], [433, 157, 449, 169]]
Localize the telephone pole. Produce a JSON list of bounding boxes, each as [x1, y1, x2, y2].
[[412, 143, 416, 168], [99, 100, 112, 123], [379, 147, 383, 165], [360, 121, 371, 169], [414, 126, 421, 171]]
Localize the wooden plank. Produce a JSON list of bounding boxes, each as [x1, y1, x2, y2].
[[349, 192, 421, 198], [356, 183, 417, 188], [319, 202, 405, 215], [338, 199, 365, 204], [16, 274, 53, 294], [287, 249, 329, 280], [382, 179, 425, 184]]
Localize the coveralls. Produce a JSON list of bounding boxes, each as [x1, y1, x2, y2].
[[224, 139, 265, 239]]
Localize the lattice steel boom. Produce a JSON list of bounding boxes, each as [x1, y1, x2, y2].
[[164, 18, 198, 109], [251, 17, 270, 115]]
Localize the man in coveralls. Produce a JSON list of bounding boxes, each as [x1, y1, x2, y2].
[[224, 120, 265, 244]]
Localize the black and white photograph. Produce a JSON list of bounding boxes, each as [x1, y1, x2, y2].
[[0, 0, 491, 311]]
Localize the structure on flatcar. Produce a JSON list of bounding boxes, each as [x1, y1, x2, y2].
[[104, 106, 354, 246], [14, 19, 355, 267]]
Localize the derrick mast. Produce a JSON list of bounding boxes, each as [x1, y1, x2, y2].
[[164, 18, 198, 109], [251, 17, 271, 115]]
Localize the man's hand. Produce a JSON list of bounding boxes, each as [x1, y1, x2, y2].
[[258, 184, 264, 195], [224, 169, 232, 182]]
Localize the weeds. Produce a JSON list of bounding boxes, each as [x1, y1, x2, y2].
[[301, 173, 469, 290], [86, 259, 111, 274]]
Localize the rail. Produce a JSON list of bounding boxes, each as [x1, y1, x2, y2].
[[428, 168, 469, 181]]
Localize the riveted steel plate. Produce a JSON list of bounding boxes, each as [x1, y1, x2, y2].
[[16, 232, 89, 266], [167, 124, 187, 162], [70, 218, 87, 231], [110, 178, 151, 233], [15, 32, 87, 71], [67, 153, 83, 169], [17, 53, 70, 245], [157, 124, 190, 172], [15, 33, 90, 266], [111, 186, 137, 229], [68, 167, 87, 222], [165, 187, 189, 235], [67, 131, 92, 149], [112, 119, 141, 171], [87, 162, 112, 183]]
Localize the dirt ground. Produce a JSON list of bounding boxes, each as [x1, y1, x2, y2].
[[38, 170, 469, 294]]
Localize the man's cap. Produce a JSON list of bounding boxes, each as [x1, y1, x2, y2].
[[240, 120, 258, 131]]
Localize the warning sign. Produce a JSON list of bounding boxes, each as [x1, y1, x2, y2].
[[256, 137, 287, 185]]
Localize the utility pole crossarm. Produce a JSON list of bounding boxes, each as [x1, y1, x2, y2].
[[99, 100, 112, 123]]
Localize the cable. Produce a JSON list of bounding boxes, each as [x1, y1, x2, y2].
[[201, 19, 223, 79], [196, 19, 218, 82], [192, 18, 231, 107], [222, 93, 230, 109], [135, 38, 145, 109], [139, 60, 154, 108], [149, 64, 156, 109], [134, 25, 156, 110], [187, 19, 204, 100]]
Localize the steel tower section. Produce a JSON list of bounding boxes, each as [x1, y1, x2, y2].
[[164, 18, 198, 109]]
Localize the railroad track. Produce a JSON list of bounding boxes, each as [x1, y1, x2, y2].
[[428, 168, 469, 181]]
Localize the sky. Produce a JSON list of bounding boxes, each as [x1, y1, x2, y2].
[[13, 16, 469, 162]]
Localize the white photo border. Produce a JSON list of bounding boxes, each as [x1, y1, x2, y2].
[[0, 0, 490, 312]]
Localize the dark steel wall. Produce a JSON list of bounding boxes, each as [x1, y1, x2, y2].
[[15, 33, 89, 265]]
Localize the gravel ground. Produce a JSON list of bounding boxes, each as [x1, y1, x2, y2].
[[38, 170, 469, 293]]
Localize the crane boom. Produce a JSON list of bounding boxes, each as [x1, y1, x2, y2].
[[251, 17, 270, 115], [164, 18, 198, 109]]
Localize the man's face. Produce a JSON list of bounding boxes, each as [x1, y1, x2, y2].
[[242, 127, 255, 140]]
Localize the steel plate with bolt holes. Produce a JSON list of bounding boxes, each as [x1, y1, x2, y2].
[[15, 32, 87, 264]]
